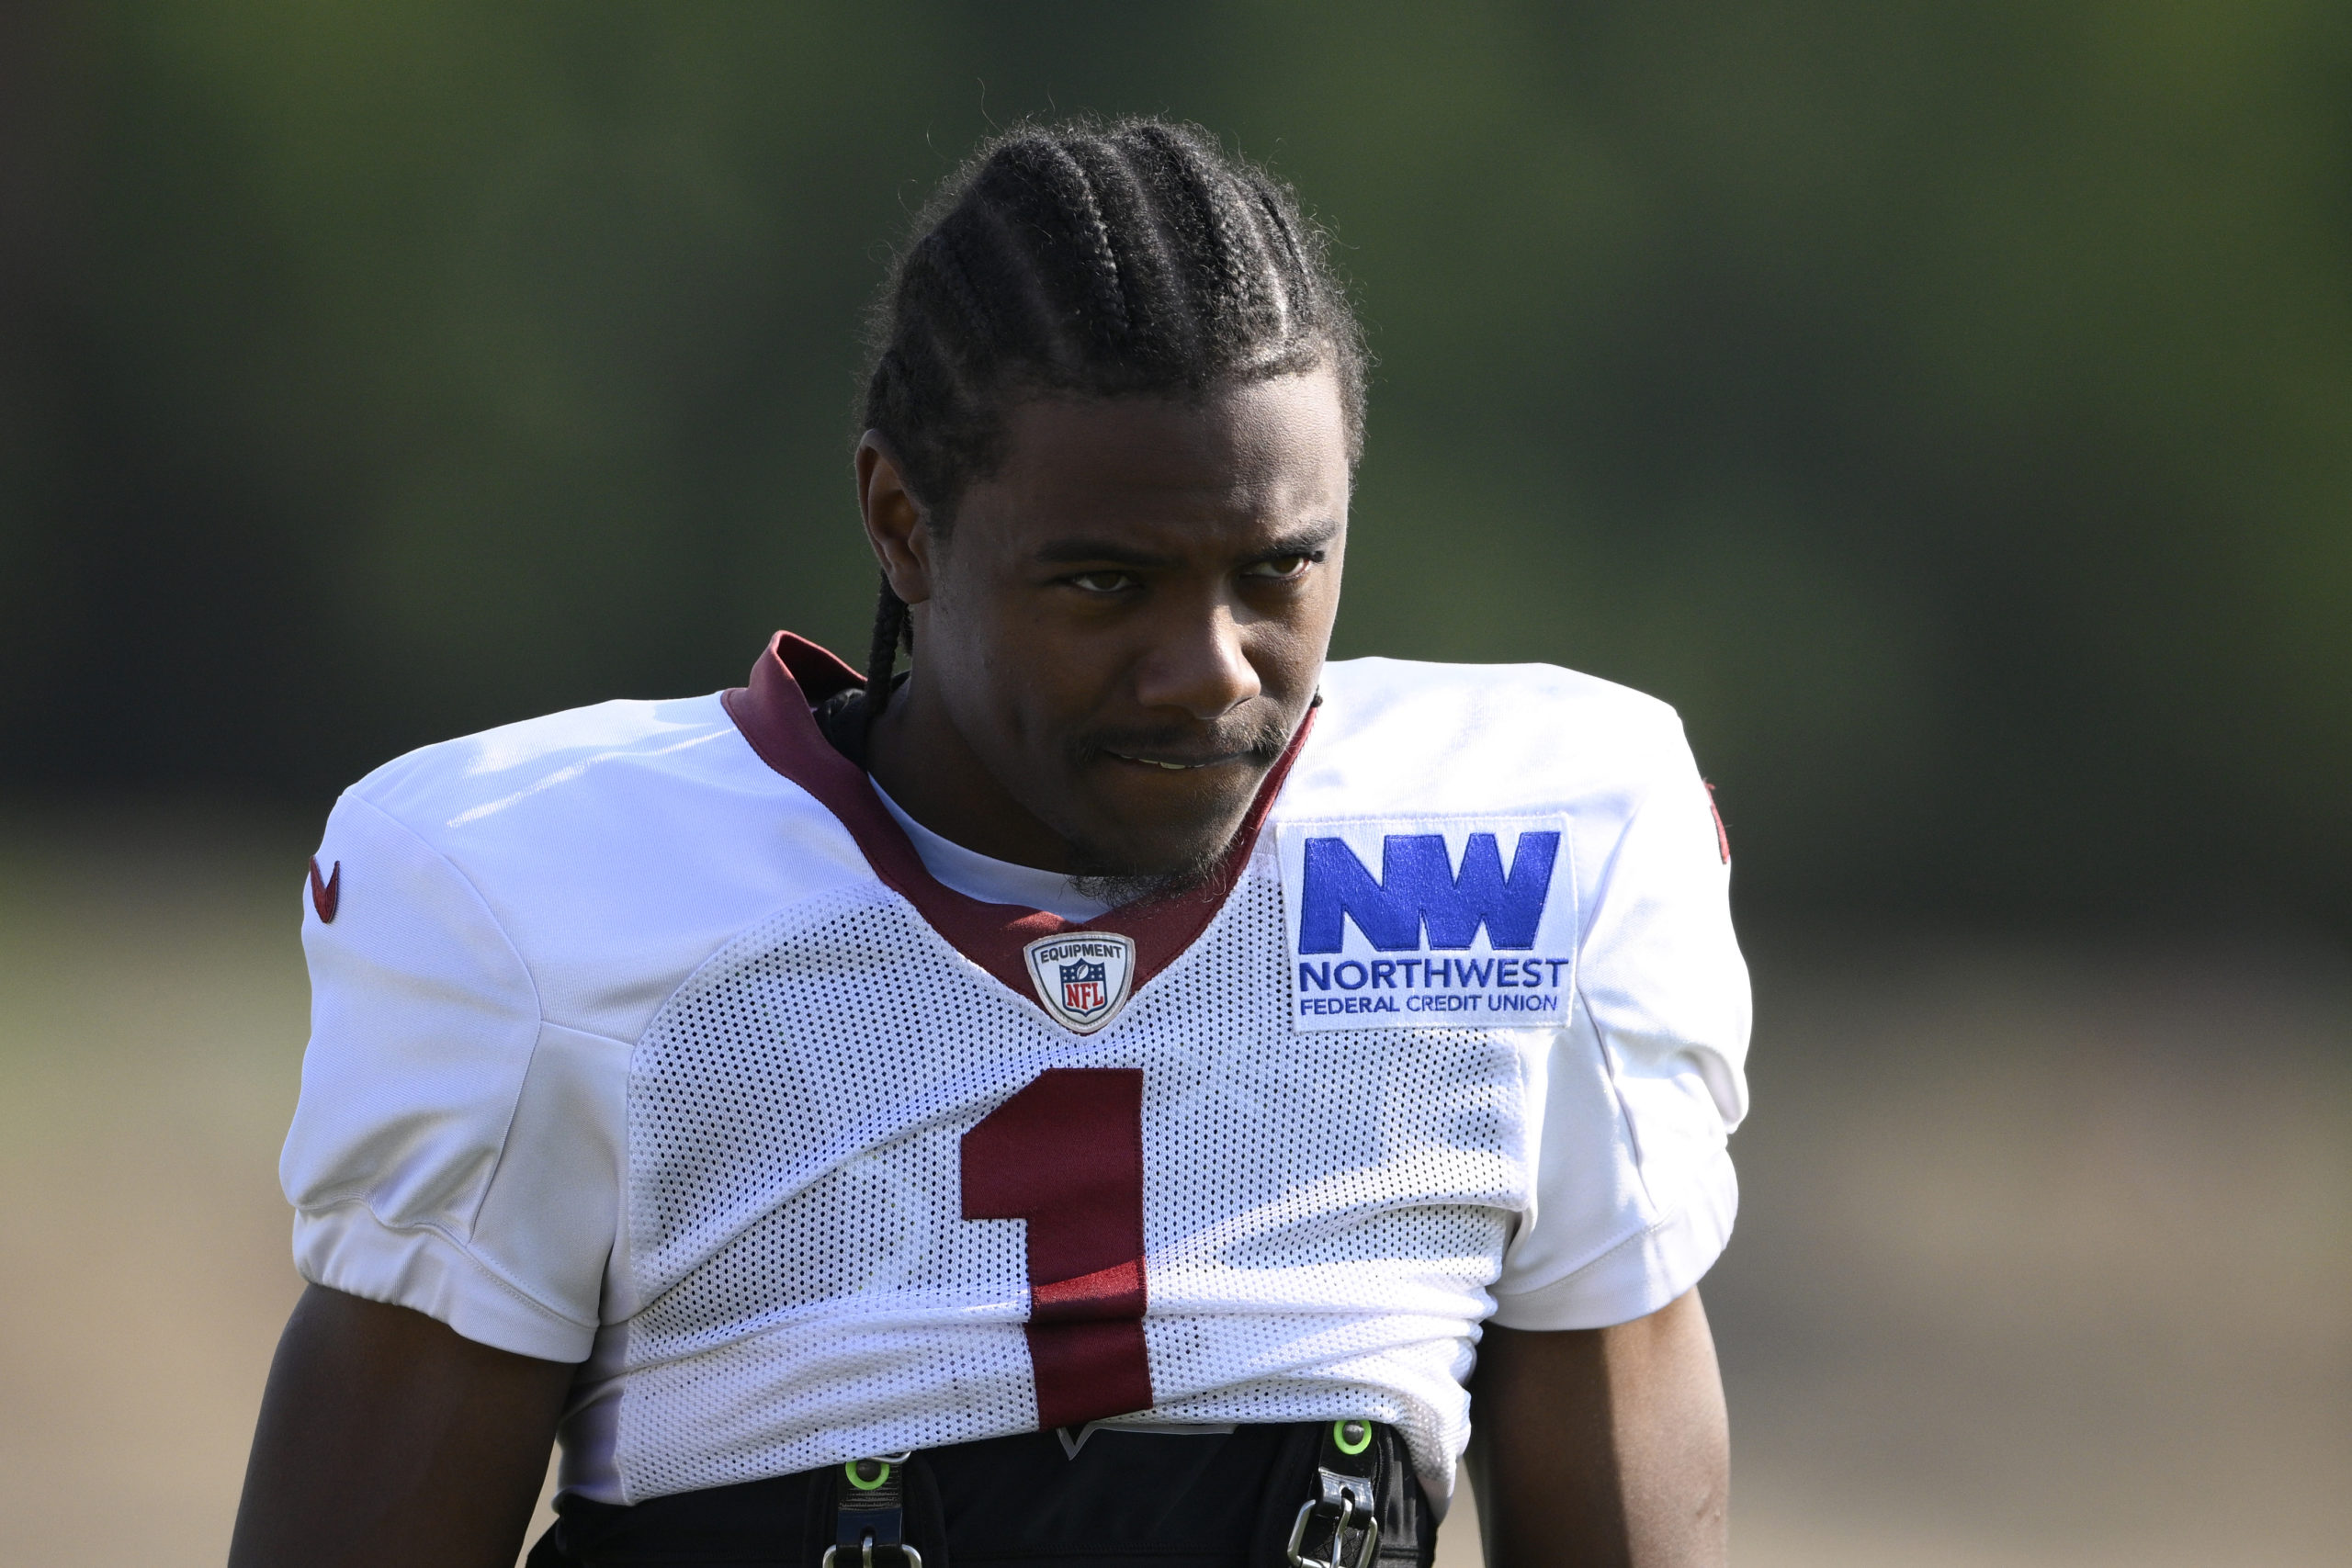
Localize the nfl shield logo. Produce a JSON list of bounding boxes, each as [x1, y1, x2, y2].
[[1060, 958, 1107, 1014], [1022, 931, 1136, 1033]]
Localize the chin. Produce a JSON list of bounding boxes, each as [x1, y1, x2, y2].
[[1067, 842, 1229, 909], [1063, 789, 1253, 895]]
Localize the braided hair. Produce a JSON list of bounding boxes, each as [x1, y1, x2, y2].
[[859, 118, 1367, 713]]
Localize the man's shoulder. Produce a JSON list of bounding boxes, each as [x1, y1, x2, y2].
[[329, 688, 868, 925], [1295, 657, 1693, 818], [343, 691, 767, 841], [1316, 654, 1682, 732], [315, 687, 880, 1042]]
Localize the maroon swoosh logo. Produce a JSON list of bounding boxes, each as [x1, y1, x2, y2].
[[309, 857, 341, 923]]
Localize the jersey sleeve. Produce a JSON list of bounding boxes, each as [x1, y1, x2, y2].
[[1487, 736, 1750, 1330], [279, 791, 617, 1362]]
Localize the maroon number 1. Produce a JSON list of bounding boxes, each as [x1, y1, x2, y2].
[[960, 1067, 1155, 1429]]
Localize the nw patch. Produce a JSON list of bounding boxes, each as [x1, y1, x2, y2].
[[1276, 817, 1576, 1031]]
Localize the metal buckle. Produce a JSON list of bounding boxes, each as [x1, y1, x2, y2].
[[820, 1538, 923, 1568], [1286, 1485, 1381, 1568], [823, 1453, 922, 1568]]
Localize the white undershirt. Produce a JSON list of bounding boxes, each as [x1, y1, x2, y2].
[[869, 778, 1115, 922]]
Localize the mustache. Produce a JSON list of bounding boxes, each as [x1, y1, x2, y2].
[[1069, 713, 1295, 768]]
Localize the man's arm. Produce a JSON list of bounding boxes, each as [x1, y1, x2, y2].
[[1465, 1286, 1728, 1568], [228, 1283, 576, 1568]]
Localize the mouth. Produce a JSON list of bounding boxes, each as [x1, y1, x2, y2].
[[1102, 750, 1239, 773], [1081, 712, 1294, 787]]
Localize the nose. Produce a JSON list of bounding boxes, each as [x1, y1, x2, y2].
[[1132, 603, 1262, 721]]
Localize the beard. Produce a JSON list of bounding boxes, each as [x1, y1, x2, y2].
[[1056, 708, 1296, 908], [1065, 837, 1233, 910]]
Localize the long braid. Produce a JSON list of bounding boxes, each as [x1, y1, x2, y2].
[[856, 117, 1366, 695], [865, 576, 909, 718]]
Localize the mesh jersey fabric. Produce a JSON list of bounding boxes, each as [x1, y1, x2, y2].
[[279, 637, 1750, 1509], [613, 870, 1514, 1502]]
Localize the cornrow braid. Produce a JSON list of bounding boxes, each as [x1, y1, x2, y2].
[[1028, 140, 1133, 344], [865, 574, 910, 715], [858, 117, 1365, 722]]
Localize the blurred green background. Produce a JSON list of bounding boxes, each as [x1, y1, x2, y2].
[[3, 8, 2350, 1565], [6, 0, 2349, 925]]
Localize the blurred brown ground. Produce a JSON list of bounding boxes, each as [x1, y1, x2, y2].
[[1, 813, 2344, 1566]]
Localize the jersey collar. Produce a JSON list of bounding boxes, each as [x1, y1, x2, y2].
[[722, 631, 1312, 1004]]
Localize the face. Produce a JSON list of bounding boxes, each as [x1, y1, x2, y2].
[[861, 369, 1351, 884]]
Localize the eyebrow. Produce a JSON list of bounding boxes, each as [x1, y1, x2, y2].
[[1031, 520, 1342, 569]]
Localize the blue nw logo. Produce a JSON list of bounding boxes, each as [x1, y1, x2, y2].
[[1299, 831, 1560, 953], [1060, 959, 1107, 986]]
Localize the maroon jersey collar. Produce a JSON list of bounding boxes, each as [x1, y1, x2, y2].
[[721, 631, 1311, 1001]]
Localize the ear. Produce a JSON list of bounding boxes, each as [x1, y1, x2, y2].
[[856, 433, 934, 605]]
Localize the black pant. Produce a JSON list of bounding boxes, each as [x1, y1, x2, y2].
[[529, 1423, 1436, 1568]]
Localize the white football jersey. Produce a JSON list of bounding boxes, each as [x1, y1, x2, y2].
[[281, 634, 1749, 1507]]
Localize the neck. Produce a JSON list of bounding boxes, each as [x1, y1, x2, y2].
[[865, 674, 1080, 874]]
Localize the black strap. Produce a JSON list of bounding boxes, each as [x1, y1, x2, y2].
[[1282, 1420, 1427, 1568], [825, 1455, 918, 1568], [1366, 1423, 1430, 1568], [527, 1422, 1424, 1568], [812, 1452, 949, 1568]]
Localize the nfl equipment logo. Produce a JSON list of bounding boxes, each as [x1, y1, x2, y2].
[[1022, 931, 1137, 1033], [1059, 958, 1107, 1014]]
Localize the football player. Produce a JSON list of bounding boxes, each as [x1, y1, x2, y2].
[[230, 118, 1748, 1568]]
